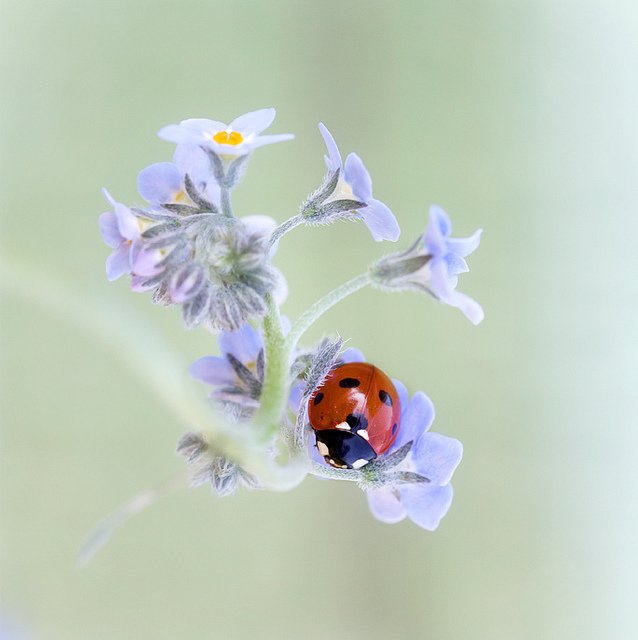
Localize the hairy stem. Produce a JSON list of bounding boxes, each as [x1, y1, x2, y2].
[[269, 214, 304, 247], [287, 272, 371, 351], [220, 187, 234, 218]]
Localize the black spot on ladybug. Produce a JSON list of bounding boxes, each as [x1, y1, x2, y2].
[[345, 413, 369, 431], [392, 423, 398, 435], [379, 390, 393, 406], [339, 377, 360, 388], [313, 392, 324, 406]]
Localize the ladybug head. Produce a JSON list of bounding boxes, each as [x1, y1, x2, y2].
[[314, 430, 377, 470]]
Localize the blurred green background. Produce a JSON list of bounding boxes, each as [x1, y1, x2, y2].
[[2, 1, 637, 638]]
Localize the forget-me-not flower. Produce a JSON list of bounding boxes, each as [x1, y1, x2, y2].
[[98, 189, 158, 281], [158, 108, 294, 157], [371, 204, 483, 324], [317, 123, 400, 242], [138, 145, 220, 208]]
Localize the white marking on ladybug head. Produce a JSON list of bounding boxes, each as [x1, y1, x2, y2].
[[335, 421, 351, 431], [351, 459, 369, 470], [357, 429, 369, 441], [317, 441, 329, 457]]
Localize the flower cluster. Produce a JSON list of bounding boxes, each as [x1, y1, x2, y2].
[[99, 108, 484, 531]]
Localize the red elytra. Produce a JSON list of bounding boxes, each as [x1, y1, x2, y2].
[[308, 362, 401, 469]]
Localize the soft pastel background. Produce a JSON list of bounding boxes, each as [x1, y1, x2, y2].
[[1, 1, 637, 639]]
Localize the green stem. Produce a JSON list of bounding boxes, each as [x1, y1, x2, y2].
[[287, 272, 371, 351], [251, 294, 290, 440], [221, 187, 234, 218], [270, 214, 304, 247]]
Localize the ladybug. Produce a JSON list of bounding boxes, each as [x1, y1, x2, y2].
[[308, 362, 401, 470]]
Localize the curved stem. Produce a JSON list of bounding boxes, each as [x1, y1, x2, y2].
[[287, 272, 371, 351], [250, 294, 290, 441], [270, 214, 304, 247]]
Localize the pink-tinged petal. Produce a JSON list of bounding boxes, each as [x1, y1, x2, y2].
[[393, 391, 435, 450], [344, 153, 372, 201], [250, 133, 295, 148], [341, 347, 365, 363], [219, 324, 263, 364], [189, 356, 236, 386], [230, 108, 276, 134], [130, 274, 155, 292], [400, 483, 454, 531], [99, 211, 122, 248], [318, 123, 342, 171], [105, 242, 131, 281], [367, 487, 407, 524], [362, 198, 400, 242], [130, 241, 161, 277], [412, 433, 463, 485], [138, 162, 182, 204]]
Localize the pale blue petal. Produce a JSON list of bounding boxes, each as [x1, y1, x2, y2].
[[114, 203, 139, 241], [400, 483, 454, 531], [447, 228, 482, 257], [391, 378, 409, 417], [393, 391, 435, 450], [448, 290, 484, 325], [219, 324, 263, 364], [430, 204, 452, 236], [157, 124, 204, 145], [180, 118, 226, 132], [189, 356, 235, 386], [445, 253, 469, 275], [362, 198, 400, 242], [230, 108, 276, 134], [250, 133, 295, 148], [173, 144, 210, 183], [288, 382, 304, 413], [367, 487, 407, 524], [137, 162, 182, 204], [129, 240, 160, 277], [412, 433, 463, 485], [344, 153, 372, 201], [99, 211, 122, 248], [341, 347, 365, 363], [105, 243, 131, 281], [318, 123, 342, 171]]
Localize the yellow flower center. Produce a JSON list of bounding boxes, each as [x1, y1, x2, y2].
[[212, 130, 244, 146], [173, 189, 188, 203]]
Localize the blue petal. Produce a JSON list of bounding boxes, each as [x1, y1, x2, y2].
[[219, 324, 263, 364], [180, 118, 226, 132], [412, 432, 463, 485], [391, 378, 409, 417], [430, 204, 452, 236], [393, 391, 435, 451], [344, 153, 372, 201], [189, 356, 235, 386], [173, 145, 210, 184], [288, 381, 304, 413], [341, 347, 365, 363], [318, 123, 342, 171], [230, 108, 276, 134], [362, 198, 401, 242], [366, 487, 407, 524], [447, 228, 482, 258], [445, 253, 469, 275], [400, 483, 454, 531], [105, 242, 131, 281], [138, 162, 182, 204], [428, 262, 484, 325], [99, 211, 122, 248]]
